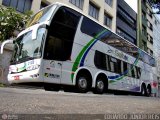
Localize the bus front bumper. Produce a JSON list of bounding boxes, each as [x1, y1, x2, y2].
[[8, 69, 42, 84]]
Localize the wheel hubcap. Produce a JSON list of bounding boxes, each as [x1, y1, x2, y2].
[[147, 88, 151, 95], [142, 88, 145, 95], [78, 78, 87, 89], [97, 80, 104, 90]]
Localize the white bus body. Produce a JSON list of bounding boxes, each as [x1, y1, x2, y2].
[[5, 3, 157, 95]]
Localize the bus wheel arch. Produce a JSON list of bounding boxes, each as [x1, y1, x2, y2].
[[75, 69, 92, 93], [93, 73, 108, 94]]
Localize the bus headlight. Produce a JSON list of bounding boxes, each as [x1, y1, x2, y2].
[[26, 65, 40, 71]]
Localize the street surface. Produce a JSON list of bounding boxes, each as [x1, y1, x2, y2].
[[0, 87, 159, 115]]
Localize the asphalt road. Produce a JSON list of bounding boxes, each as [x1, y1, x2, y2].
[[0, 87, 160, 113], [0, 87, 160, 119]]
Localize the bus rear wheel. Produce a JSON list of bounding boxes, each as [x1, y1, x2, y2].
[[93, 79, 106, 94], [146, 86, 151, 97], [76, 75, 90, 93], [141, 84, 147, 96]]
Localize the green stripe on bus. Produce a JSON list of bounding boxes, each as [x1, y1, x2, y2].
[[71, 30, 107, 81]]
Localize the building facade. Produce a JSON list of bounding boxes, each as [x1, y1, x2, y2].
[[0, 0, 117, 32], [153, 15, 160, 96], [137, 0, 148, 51], [116, 0, 137, 45], [137, 0, 154, 55], [146, 3, 154, 56]]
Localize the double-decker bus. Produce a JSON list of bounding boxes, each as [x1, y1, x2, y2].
[[1, 2, 157, 96]]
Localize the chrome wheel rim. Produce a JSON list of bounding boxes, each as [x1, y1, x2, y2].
[[97, 80, 104, 91], [78, 77, 87, 89]]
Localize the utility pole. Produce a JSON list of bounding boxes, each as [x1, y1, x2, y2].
[[137, 0, 142, 48]]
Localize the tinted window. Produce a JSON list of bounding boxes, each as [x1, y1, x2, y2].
[[123, 62, 128, 74], [136, 67, 142, 79], [69, 0, 84, 9], [109, 57, 121, 74], [127, 64, 132, 77], [94, 51, 107, 70], [10, 0, 18, 8], [81, 14, 154, 67], [89, 2, 99, 20], [2, 0, 10, 6], [81, 17, 104, 37], [2, 0, 32, 13], [17, 0, 25, 12], [44, 7, 80, 61], [131, 65, 135, 78]]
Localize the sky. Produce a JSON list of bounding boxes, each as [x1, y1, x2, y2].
[[124, 0, 138, 13]]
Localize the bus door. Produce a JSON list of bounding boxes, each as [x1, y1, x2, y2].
[[43, 36, 63, 84], [43, 60, 62, 84]]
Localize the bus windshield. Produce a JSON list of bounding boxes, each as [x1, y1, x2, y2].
[[11, 28, 46, 64], [26, 5, 56, 27]]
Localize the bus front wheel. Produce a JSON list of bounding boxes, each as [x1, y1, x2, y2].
[[76, 75, 90, 93]]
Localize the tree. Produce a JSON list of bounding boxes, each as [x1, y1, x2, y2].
[[148, 0, 160, 14], [0, 5, 32, 42]]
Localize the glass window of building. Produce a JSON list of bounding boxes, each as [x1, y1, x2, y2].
[[2, 0, 32, 13], [104, 13, 112, 28], [89, 2, 99, 20], [69, 0, 84, 9], [40, 1, 49, 9], [105, 0, 113, 7]]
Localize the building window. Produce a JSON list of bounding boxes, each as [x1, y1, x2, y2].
[[89, 2, 99, 20], [147, 8, 153, 18], [2, 0, 32, 13], [150, 23, 153, 31], [104, 13, 112, 28], [147, 48, 153, 56], [142, 25, 146, 36], [40, 1, 49, 9], [142, 41, 146, 50], [69, 0, 84, 9], [116, 28, 135, 44], [150, 36, 153, 44], [105, 0, 113, 7], [142, 11, 146, 20]]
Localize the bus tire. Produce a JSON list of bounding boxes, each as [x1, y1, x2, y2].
[[93, 78, 106, 94], [141, 84, 147, 96], [76, 74, 91, 93], [146, 85, 151, 97]]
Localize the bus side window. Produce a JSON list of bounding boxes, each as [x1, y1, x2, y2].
[[123, 62, 128, 75], [131, 66, 135, 78], [136, 67, 141, 79], [134, 66, 138, 79], [117, 59, 121, 74], [127, 64, 132, 77], [94, 51, 107, 70], [106, 55, 110, 71], [81, 17, 104, 38], [109, 57, 121, 74]]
